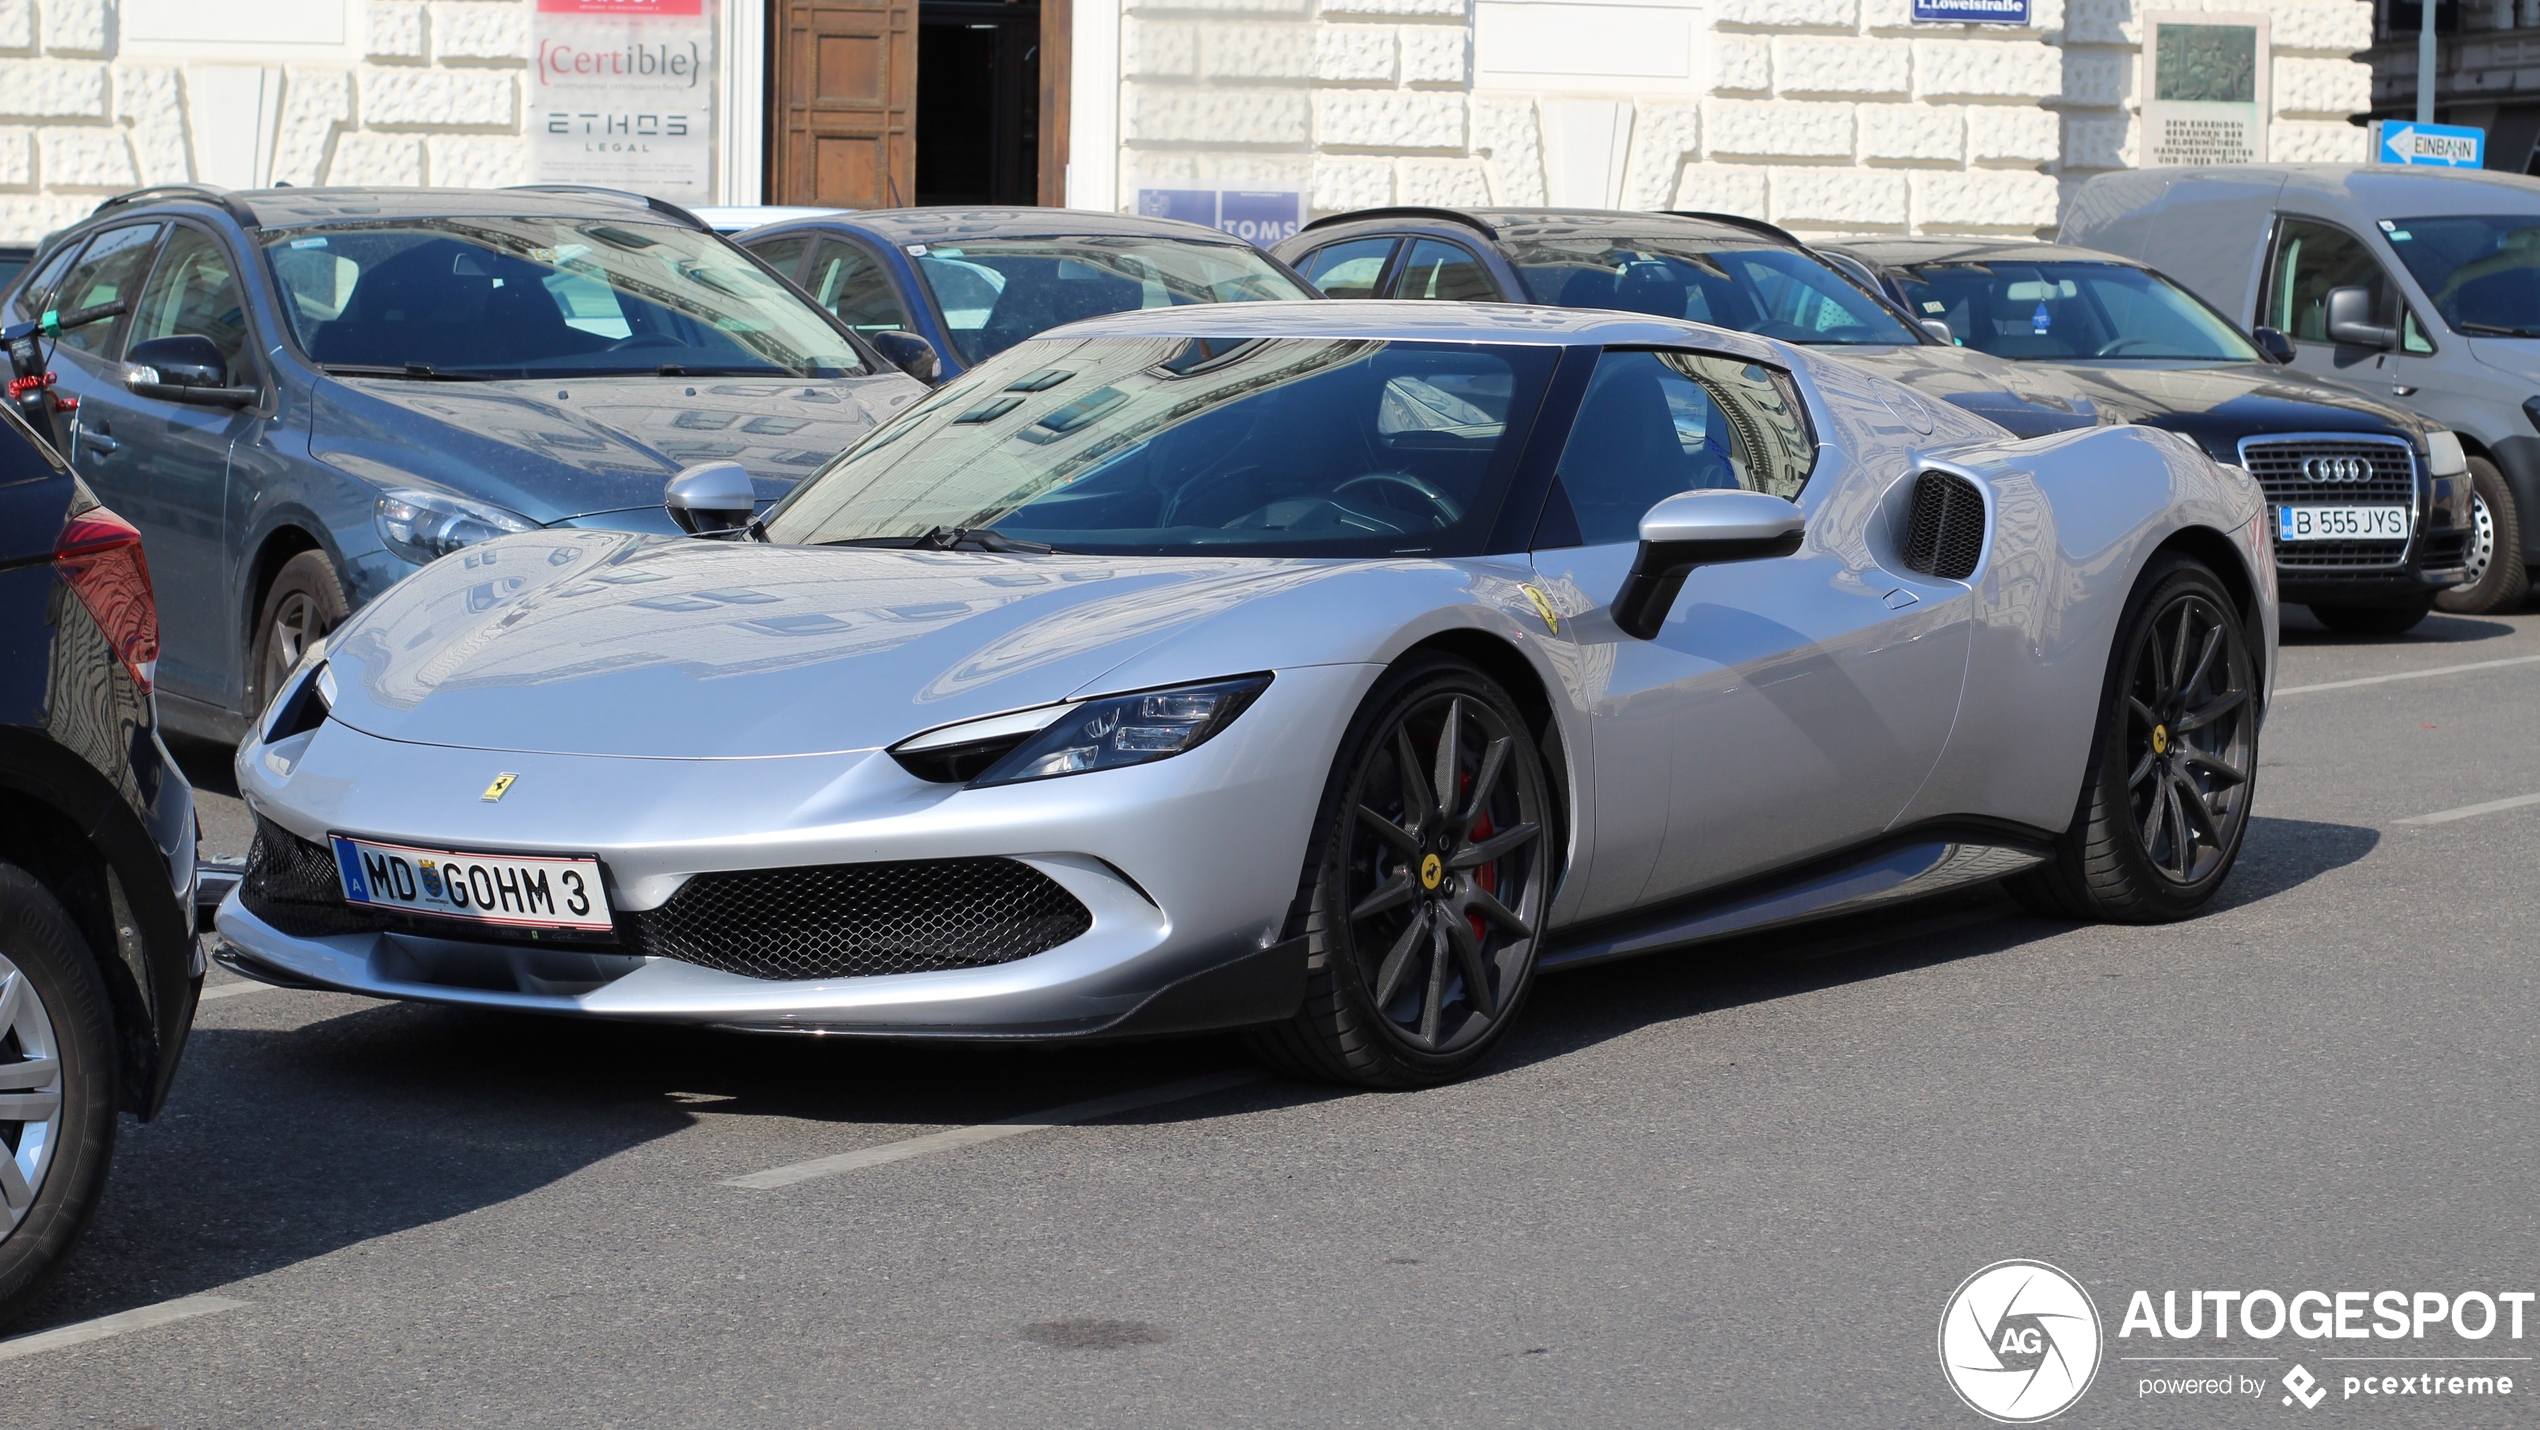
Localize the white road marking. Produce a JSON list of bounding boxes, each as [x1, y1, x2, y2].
[[2276, 652, 2540, 696], [197, 981, 271, 1002], [723, 1070, 1264, 1190], [2397, 791, 2540, 826], [0, 1294, 247, 1363]]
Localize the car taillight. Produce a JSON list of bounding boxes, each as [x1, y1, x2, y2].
[[54, 505, 160, 695]]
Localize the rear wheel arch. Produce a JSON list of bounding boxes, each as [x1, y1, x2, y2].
[[0, 783, 164, 1117]]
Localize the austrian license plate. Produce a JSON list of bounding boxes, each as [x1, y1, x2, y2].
[[330, 835, 613, 933], [2278, 505, 2410, 541]]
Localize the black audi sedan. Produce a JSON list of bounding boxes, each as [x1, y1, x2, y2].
[[1271, 207, 2105, 440], [0, 406, 199, 1324], [1824, 237, 2475, 635]]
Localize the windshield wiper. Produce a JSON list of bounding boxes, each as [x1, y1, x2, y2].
[[824, 526, 1066, 555], [321, 363, 486, 381], [2457, 321, 2540, 338]]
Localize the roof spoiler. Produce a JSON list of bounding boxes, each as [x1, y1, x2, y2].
[[1298, 206, 1498, 238], [1658, 210, 1806, 249], [505, 184, 713, 233], [92, 184, 261, 228]]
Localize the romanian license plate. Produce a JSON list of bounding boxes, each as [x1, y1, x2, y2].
[[330, 835, 612, 933], [2277, 505, 2410, 541]]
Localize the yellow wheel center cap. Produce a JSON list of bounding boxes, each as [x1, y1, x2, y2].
[[1420, 853, 1443, 890], [2152, 724, 2170, 756]]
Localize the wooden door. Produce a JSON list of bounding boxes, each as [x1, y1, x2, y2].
[[772, 0, 916, 208]]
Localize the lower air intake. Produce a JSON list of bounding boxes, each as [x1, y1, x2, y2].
[[1902, 470, 1986, 581], [619, 859, 1093, 981]]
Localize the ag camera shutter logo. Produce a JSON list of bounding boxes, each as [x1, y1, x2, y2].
[[1939, 1260, 2104, 1422]]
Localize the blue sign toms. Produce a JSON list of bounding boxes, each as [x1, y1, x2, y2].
[[2373, 120, 2485, 168], [1135, 189, 1304, 244], [1910, 0, 2030, 22]]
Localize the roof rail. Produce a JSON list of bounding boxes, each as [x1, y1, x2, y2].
[[504, 184, 713, 233], [1299, 205, 1498, 239], [1658, 210, 1805, 249], [92, 184, 261, 228]]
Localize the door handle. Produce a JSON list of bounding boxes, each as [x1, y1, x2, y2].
[[84, 432, 117, 454]]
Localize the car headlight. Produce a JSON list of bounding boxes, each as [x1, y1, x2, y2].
[[2426, 428, 2467, 478], [890, 674, 1273, 786], [375, 487, 539, 564]]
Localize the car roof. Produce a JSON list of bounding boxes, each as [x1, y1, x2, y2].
[[1036, 297, 1783, 354], [1825, 237, 2149, 269], [1298, 207, 1804, 250], [761, 207, 1256, 246], [2275, 164, 2540, 216], [76, 184, 717, 233], [692, 204, 854, 232]]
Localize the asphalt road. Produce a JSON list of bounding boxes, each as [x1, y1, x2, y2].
[[7, 607, 2537, 1428]]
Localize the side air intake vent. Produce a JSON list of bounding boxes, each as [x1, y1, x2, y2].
[[1902, 470, 1986, 581]]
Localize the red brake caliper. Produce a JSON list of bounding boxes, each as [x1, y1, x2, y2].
[[1460, 769, 1496, 943]]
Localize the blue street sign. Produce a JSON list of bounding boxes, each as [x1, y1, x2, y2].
[[2374, 120, 2484, 168], [1911, 0, 2030, 22]]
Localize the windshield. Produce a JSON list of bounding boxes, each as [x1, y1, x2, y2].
[[262, 218, 869, 379], [910, 238, 1311, 366], [1890, 260, 2260, 363], [2384, 214, 2540, 337], [1502, 236, 1919, 345], [764, 336, 1556, 557]]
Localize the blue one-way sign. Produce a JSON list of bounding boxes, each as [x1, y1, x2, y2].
[[2374, 120, 2485, 167]]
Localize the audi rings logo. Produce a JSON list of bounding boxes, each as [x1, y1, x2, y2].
[[1939, 1260, 2104, 1422], [2303, 455, 2374, 482]]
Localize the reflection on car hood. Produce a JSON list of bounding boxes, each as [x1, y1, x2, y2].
[[2031, 362, 2421, 459], [311, 372, 926, 523], [1829, 344, 2103, 438], [317, 532, 1368, 758]]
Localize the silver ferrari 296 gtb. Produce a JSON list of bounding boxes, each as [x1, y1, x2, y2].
[[218, 303, 2278, 1087]]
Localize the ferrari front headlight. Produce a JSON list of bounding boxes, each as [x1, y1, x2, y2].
[[890, 674, 1273, 786]]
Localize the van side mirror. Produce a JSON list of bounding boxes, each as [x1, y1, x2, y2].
[[869, 329, 941, 385], [1611, 489, 1806, 640], [2324, 287, 2396, 350], [664, 460, 758, 536], [125, 335, 255, 407], [2251, 325, 2295, 363]]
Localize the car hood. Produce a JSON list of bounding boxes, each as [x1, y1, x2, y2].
[[309, 371, 928, 524], [2032, 362, 2422, 461], [313, 531, 1397, 759], [2468, 334, 2540, 384], [1830, 344, 2103, 439]]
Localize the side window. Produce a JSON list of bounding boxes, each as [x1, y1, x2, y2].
[[1394, 239, 1498, 301], [6, 240, 83, 325], [129, 227, 251, 374], [1295, 237, 1396, 299], [807, 239, 910, 335], [1542, 349, 1815, 548], [46, 223, 163, 357], [2265, 217, 2416, 346], [745, 233, 811, 282]]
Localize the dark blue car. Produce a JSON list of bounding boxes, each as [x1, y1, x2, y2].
[[732, 209, 1318, 381], [0, 184, 929, 742]]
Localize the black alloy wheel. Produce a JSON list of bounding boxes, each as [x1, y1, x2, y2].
[[2013, 557, 2257, 922], [1248, 659, 1555, 1087]]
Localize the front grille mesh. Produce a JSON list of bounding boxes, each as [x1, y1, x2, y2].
[[619, 859, 1091, 980], [1902, 470, 1985, 580], [238, 819, 1091, 980], [2240, 438, 2418, 571]]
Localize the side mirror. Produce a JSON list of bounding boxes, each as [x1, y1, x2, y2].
[[1919, 317, 1956, 345], [664, 460, 757, 536], [2324, 287, 2396, 350], [1611, 489, 1807, 640], [870, 329, 941, 385], [125, 334, 255, 407], [2251, 325, 2295, 364]]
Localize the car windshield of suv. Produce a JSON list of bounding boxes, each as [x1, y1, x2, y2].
[[1889, 260, 2260, 363], [764, 335, 1555, 558], [911, 238, 1311, 367], [1501, 236, 1917, 345], [2383, 214, 2540, 337], [262, 218, 868, 379]]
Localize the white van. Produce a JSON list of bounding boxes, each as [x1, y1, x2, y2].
[[2063, 165, 2540, 614]]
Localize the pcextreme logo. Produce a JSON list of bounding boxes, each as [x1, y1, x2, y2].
[[1939, 1260, 2105, 1423]]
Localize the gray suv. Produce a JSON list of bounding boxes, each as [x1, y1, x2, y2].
[[2064, 165, 2540, 615], [0, 185, 927, 742]]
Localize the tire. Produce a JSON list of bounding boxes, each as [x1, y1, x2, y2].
[[2309, 598, 2434, 636], [249, 550, 349, 721], [2010, 556, 2259, 924], [1244, 658, 1558, 1089], [0, 862, 119, 1328], [2435, 456, 2528, 615]]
